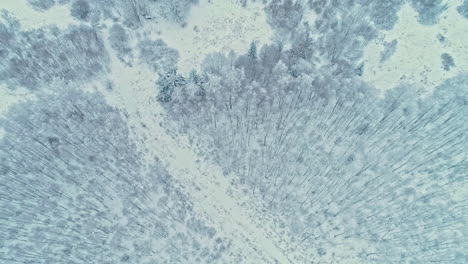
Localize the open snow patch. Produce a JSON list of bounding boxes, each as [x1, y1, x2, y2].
[[0, 0, 75, 30], [362, 0, 468, 97], [157, 0, 273, 74]]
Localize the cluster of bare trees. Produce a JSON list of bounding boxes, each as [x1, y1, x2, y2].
[[0, 90, 232, 263]]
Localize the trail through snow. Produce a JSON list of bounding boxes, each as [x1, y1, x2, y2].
[[99, 37, 294, 263]]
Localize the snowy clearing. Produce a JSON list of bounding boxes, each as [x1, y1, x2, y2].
[[0, 0, 75, 30], [363, 0, 468, 96], [157, 0, 273, 74]]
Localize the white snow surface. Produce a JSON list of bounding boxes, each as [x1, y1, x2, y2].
[[0, 0, 75, 30], [363, 0, 468, 97], [156, 0, 273, 74]]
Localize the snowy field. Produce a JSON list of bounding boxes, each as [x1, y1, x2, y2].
[[363, 0, 468, 96], [158, 0, 273, 73]]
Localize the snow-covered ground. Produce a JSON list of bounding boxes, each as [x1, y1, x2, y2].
[[0, 85, 33, 116], [157, 0, 272, 73], [0, 0, 75, 30], [363, 0, 468, 97]]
